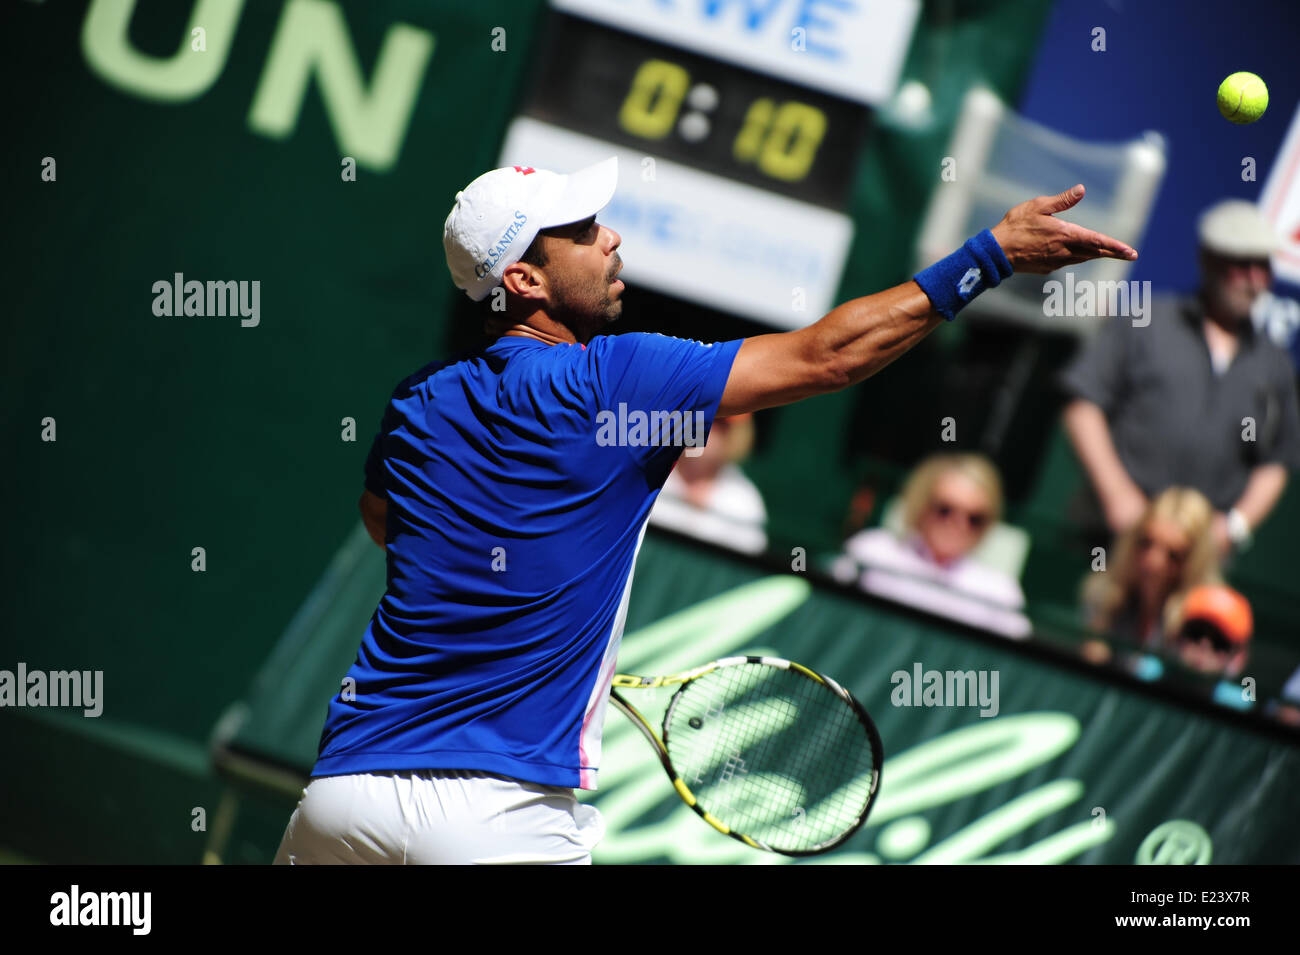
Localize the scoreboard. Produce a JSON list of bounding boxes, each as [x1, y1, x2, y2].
[[502, 0, 920, 328]]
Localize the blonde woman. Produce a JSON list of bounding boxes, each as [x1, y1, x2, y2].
[[838, 453, 1030, 638], [1081, 486, 1222, 650]]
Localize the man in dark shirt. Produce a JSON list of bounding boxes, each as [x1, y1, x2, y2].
[[1061, 200, 1300, 557]]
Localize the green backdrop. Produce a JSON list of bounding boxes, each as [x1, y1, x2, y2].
[[219, 527, 1300, 864], [5, 0, 1295, 864]]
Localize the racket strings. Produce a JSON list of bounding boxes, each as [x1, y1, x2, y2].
[[665, 663, 877, 853]]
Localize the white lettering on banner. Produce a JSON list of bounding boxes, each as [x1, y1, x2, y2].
[[550, 0, 920, 106], [501, 117, 853, 330]]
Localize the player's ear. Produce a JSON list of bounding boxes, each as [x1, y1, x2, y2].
[[502, 261, 547, 301]]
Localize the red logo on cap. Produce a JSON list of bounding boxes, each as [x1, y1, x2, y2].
[[512, 166, 536, 175]]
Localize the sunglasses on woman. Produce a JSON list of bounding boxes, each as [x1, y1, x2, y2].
[[1137, 534, 1190, 564], [930, 500, 991, 531]]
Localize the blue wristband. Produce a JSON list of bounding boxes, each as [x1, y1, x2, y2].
[[912, 229, 1014, 321]]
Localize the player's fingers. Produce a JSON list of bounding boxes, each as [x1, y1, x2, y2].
[[1061, 223, 1139, 261], [1029, 245, 1129, 274], [1035, 183, 1086, 215], [1086, 233, 1138, 261]]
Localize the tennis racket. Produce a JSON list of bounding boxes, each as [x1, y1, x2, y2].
[[609, 654, 883, 856]]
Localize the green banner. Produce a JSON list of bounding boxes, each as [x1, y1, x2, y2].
[[226, 526, 1300, 864]]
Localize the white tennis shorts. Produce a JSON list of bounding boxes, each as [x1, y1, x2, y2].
[[273, 769, 605, 865]]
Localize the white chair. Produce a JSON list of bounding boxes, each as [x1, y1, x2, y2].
[[915, 85, 1166, 337]]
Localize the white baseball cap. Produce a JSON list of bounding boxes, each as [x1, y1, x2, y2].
[[1197, 199, 1280, 259], [443, 156, 619, 301]]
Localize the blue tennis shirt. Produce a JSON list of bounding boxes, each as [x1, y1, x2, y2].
[[313, 331, 744, 789]]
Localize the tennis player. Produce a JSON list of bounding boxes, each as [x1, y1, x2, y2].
[[273, 157, 1136, 864]]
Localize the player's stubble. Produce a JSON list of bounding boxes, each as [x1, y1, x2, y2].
[[550, 252, 625, 343]]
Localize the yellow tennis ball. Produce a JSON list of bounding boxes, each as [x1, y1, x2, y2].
[[1217, 72, 1268, 124]]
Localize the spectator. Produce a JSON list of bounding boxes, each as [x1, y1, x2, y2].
[[649, 413, 767, 555], [835, 453, 1031, 639], [1080, 486, 1221, 650], [1060, 199, 1300, 560], [1168, 583, 1253, 680]]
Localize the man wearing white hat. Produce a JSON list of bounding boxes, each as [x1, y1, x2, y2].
[[1062, 199, 1300, 559], [275, 160, 1133, 864]]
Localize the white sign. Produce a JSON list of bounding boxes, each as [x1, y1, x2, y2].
[[551, 0, 919, 107], [1261, 102, 1300, 286], [501, 117, 853, 329]]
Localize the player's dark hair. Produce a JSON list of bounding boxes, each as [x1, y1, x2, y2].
[[519, 232, 549, 270]]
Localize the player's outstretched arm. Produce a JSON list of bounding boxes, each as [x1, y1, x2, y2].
[[716, 185, 1137, 417]]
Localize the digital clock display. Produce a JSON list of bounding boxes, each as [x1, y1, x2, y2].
[[520, 13, 870, 210]]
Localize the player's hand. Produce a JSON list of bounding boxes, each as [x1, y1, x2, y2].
[[990, 184, 1138, 275]]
